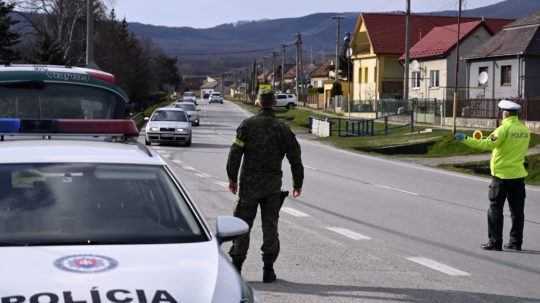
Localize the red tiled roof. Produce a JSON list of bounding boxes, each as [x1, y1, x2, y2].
[[361, 13, 512, 55], [404, 21, 484, 60], [310, 62, 334, 78]]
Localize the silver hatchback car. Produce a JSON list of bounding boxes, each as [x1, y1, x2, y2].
[[174, 102, 200, 126], [145, 107, 192, 146]]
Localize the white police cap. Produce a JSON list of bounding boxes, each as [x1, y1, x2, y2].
[[498, 100, 521, 111]]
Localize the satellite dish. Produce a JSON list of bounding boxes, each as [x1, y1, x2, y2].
[[411, 60, 420, 72], [479, 71, 489, 85]]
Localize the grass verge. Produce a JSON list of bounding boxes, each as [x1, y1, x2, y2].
[[440, 154, 540, 185]]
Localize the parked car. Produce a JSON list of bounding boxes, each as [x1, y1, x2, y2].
[[175, 102, 200, 126], [145, 107, 192, 146], [209, 92, 224, 104], [183, 91, 198, 105], [0, 119, 255, 303], [275, 93, 298, 109]]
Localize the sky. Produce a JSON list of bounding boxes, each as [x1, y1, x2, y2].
[[111, 0, 504, 28]]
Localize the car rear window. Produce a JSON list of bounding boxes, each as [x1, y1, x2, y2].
[[0, 164, 206, 246]]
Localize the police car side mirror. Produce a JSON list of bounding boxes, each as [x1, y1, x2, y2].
[[216, 216, 249, 245]]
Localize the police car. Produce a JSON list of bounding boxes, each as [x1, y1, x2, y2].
[[0, 64, 130, 119], [0, 119, 256, 302]]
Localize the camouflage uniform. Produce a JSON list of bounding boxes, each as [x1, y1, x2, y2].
[[227, 108, 304, 267]]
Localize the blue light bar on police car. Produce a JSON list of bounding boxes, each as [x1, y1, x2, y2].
[[0, 118, 139, 137]]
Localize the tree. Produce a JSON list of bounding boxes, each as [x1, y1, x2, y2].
[[0, 0, 21, 62]]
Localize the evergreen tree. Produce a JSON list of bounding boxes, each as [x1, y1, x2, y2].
[[0, 1, 20, 62]]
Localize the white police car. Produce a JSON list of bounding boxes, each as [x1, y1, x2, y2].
[[0, 118, 256, 303]]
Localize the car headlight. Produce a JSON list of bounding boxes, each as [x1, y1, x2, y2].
[[176, 128, 186, 133], [150, 127, 159, 132]]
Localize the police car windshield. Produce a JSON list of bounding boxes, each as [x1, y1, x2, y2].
[[0, 83, 125, 119], [151, 110, 187, 122], [0, 164, 206, 246]]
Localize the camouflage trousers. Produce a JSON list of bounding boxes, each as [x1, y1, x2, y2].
[[229, 192, 282, 266]]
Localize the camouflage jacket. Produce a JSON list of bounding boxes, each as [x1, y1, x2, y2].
[[227, 109, 304, 200]]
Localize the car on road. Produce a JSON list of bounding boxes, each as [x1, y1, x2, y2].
[[0, 119, 256, 303], [174, 101, 200, 126], [275, 93, 298, 109], [145, 107, 193, 146], [0, 64, 130, 119], [209, 92, 224, 104], [182, 91, 198, 105]]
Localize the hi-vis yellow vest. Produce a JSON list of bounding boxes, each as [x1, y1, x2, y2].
[[464, 116, 530, 179]]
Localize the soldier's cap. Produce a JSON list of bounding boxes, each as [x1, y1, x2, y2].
[[498, 100, 521, 112]]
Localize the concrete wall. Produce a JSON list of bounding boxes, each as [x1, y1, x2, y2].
[[409, 59, 448, 100], [353, 57, 378, 100], [468, 57, 522, 99]]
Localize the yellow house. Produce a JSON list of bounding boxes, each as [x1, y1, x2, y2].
[[350, 13, 505, 101]]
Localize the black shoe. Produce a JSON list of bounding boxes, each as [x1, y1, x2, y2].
[[504, 243, 522, 251], [482, 242, 502, 251], [263, 268, 277, 283]]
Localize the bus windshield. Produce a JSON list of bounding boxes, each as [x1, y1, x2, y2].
[[0, 82, 127, 119]]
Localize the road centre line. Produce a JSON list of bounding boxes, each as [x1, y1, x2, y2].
[[195, 173, 211, 178], [326, 227, 372, 240], [407, 257, 470, 277], [214, 181, 229, 188], [375, 184, 419, 196], [281, 207, 310, 217], [183, 166, 197, 171], [172, 159, 183, 165]]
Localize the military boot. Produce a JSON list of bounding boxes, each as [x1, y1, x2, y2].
[[263, 264, 277, 283]]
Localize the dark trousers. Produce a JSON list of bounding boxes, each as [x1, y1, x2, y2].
[[488, 177, 526, 245], [229, 193, 281, 266]]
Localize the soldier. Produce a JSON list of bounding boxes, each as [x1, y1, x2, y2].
[[455, 100, 530, 251], [227, 91, 304, 283]]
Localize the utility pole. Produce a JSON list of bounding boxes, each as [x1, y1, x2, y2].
[[452, 0, 463, 134], [295, 33, 303, 102], [86, 0, 97, 68], [332, 16, 344, 81], [272, 51, 278, 90], [404, 0, 413, 131], [281, 44, 287, 92]]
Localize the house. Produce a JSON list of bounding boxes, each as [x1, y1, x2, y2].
[[403, 21, 495, 101], [467, 11, 540, 100], [310, 62, 334, 89], [350, 13, 511, 101], [183, 75, 207, 91], [200, 80, 219, 98]]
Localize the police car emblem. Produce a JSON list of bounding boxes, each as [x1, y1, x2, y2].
[[54, 255, 118, 273]]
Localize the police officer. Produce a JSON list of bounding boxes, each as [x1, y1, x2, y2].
[[227, 91, 304, 283], [455, 100, 530, 251]]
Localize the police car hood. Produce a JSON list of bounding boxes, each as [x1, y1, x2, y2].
[[0, 241, 243, 303]]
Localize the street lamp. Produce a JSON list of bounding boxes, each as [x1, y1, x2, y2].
[[344, 32, 353, 120]]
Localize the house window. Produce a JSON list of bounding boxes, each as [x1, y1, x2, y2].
[[412, 71, 421, 88], [429, 70, 440, 88], [364, 68, 369, 83], [478, 66, 489, 87], [358, 68, 363, 83], [501, 65, 512, 86]]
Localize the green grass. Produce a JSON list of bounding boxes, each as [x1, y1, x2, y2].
[[441, 154, 540, 185]]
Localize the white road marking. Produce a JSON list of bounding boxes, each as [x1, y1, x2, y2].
[[172, 159, 183, 165], [304, 165, 318, 170], [375, 184, 419, 196], [407, 257, 470, 277], [326, 227, 372, 240], [183, 166, 197, 171], [195, 173, 211, 178], [214, 181, 229, 188], [281, 207, 310, 218]]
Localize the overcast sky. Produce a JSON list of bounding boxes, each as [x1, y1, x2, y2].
[[110, 0, 504, 28]]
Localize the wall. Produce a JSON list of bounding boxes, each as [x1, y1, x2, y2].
[[409, 59, 448, 101], [468, 57, 521, 99], [524, 56, 540, 98], [353, 57, 378, 100]]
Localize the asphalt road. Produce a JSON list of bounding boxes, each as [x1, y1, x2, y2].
[[149, 99, 540, 303]]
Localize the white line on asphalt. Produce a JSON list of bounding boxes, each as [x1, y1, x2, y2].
[[172, 159, 183, 165], [407, 257, 470, 277], [281, 207, 310, 217], [375, 184, 419, 196], [195, 173, 211, 178], [304, 165, 318, 170], [326, 227, 372, 240], [214, 181, 229, 188], [183, 166, 197, 171]]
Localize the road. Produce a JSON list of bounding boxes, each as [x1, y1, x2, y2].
[[150, 99, 540, 303]]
